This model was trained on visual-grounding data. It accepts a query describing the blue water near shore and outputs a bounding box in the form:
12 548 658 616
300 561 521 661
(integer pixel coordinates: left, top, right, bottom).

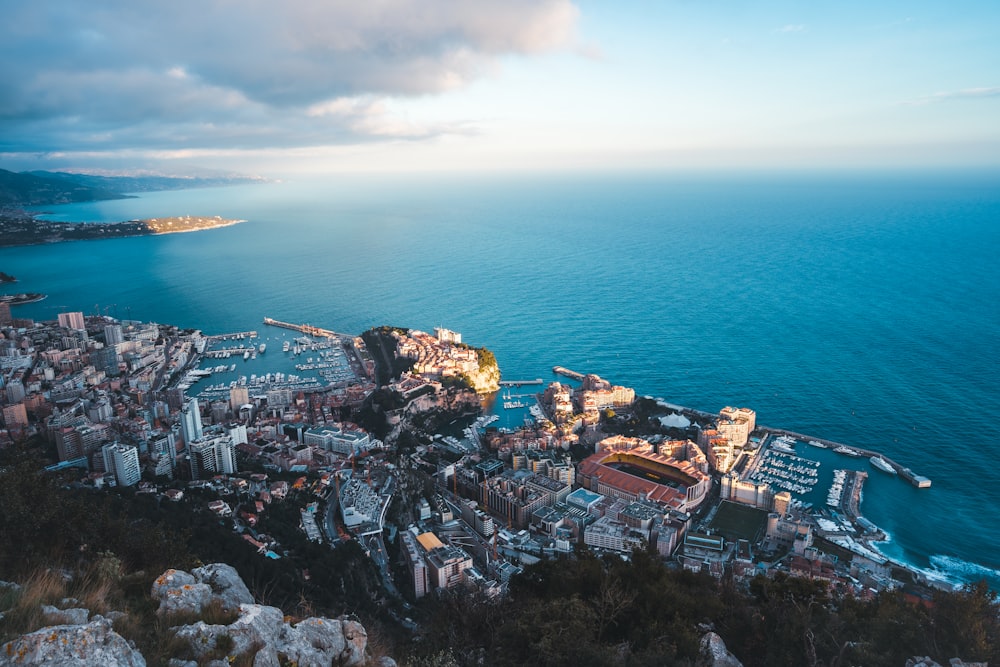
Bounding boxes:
7 168 1000 590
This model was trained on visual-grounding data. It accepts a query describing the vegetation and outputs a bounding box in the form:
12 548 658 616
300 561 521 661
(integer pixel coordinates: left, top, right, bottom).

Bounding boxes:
404 550 1000 667
0 438 385 664
475 347 497 372
1 438 998 667
362 326 415 385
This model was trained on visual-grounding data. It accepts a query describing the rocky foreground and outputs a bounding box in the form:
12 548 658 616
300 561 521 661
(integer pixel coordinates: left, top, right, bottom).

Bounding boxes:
0 564 394 667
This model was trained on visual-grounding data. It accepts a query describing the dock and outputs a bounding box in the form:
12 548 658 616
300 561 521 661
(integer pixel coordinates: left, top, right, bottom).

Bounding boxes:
552 366 585 381
263 317 341 339
899 468 932 488
498 379 544 386
205 330 257 342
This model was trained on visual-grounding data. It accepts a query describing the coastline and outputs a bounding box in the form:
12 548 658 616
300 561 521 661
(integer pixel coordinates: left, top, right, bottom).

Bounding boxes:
0 213 247 248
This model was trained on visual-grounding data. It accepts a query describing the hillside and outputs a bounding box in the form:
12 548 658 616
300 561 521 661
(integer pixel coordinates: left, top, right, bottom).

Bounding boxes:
0 168 128 206
0 169 265 207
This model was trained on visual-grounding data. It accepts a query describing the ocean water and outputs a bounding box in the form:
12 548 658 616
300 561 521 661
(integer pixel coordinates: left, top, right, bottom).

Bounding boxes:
6 169 1000 590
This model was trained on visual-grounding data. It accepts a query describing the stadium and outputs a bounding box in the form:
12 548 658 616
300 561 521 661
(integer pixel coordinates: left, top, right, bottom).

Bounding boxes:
577 446 711 512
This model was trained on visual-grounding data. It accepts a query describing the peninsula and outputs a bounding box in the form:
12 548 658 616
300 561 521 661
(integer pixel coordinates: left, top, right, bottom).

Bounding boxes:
0 211 246 247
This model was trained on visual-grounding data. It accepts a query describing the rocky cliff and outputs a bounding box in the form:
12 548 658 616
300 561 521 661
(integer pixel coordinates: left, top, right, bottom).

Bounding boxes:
0 565 394 667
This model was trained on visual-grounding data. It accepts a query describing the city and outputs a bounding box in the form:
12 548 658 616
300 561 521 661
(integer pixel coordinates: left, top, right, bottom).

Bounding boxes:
0 305 940 613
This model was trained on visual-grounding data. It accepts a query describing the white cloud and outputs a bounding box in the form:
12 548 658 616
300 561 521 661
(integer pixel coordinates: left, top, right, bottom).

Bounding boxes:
775 24 805 33
0 1 579 156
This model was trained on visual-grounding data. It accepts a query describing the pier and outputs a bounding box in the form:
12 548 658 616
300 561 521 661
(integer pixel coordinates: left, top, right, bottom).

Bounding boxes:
498 379 544 386
263 317 341 339
552 366 585 381
205 330 257 342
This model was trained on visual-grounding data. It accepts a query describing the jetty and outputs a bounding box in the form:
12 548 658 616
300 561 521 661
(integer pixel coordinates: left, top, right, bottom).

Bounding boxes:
498 379 544 386
263 317 341 339
205 330 258 342
552 366 585 381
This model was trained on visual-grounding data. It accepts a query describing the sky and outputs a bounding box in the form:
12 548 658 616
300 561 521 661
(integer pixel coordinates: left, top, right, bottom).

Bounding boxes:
2 0 999 176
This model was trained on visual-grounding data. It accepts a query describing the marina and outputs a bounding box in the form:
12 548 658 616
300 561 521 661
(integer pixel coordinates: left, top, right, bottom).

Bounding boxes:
747 440 821 496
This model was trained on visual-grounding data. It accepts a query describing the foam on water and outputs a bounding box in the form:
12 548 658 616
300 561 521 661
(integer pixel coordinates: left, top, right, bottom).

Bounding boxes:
929 555 1000 589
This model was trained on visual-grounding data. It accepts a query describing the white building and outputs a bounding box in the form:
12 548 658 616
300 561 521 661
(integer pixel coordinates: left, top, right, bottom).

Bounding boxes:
102 443 141 487
189 435 237 479
304 424 371 456
180 397 203 444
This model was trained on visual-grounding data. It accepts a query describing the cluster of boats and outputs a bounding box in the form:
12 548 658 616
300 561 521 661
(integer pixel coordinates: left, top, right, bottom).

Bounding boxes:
827 469 848 508
770 434 798 454
204 346 257 360
749 450 821 495
461 415 499 447
196 372 324 399
282 336 334 356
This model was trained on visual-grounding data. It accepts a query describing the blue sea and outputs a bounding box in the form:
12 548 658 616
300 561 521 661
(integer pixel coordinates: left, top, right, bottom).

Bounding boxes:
6 169 1000 590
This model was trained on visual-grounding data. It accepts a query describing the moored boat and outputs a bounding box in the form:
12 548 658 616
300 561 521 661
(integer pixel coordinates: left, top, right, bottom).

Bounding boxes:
870 455 896 475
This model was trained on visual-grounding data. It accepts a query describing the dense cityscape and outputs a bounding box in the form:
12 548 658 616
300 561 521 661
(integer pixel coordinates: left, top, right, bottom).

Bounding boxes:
0 303 943 606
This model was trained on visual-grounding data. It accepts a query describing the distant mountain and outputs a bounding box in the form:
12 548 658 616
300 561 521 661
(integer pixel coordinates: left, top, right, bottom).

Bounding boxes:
0 168 266 207
26 170 265 194
0 168 129 206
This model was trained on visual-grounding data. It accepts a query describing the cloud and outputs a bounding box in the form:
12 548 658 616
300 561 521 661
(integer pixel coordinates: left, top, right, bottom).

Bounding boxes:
0 0 578 157
774 24 805 33
901 87 1000 106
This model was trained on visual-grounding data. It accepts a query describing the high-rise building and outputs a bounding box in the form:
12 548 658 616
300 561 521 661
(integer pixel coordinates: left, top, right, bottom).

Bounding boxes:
3 403 28 427
179 398 203 444
229 385 249 414
103 324 124 346
400 530 428 599
90 346 120 377
189 436 237 479
58 311 86 330
0 303 12 327
5 380 25 404
102 443 142 487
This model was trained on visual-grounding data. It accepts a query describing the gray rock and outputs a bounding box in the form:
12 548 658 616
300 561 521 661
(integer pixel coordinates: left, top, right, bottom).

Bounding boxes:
907 659 989 667
698 632 744 667
0 617 145 667
281 617 348 667
155 566 380 667
173 604 285 662
0 581 21 595
102 610 127 624
151 568 215 620
191 563 254 612
41 604 90 625
340 619 368 667
376 657 399 667
59 597 81 608
167 660 198 667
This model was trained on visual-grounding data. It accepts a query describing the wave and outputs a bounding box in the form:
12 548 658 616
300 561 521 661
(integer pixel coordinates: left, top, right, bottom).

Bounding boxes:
929 554 1000 586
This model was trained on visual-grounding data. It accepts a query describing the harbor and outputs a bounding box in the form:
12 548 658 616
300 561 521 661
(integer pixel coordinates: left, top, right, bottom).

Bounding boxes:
761 427 931 489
